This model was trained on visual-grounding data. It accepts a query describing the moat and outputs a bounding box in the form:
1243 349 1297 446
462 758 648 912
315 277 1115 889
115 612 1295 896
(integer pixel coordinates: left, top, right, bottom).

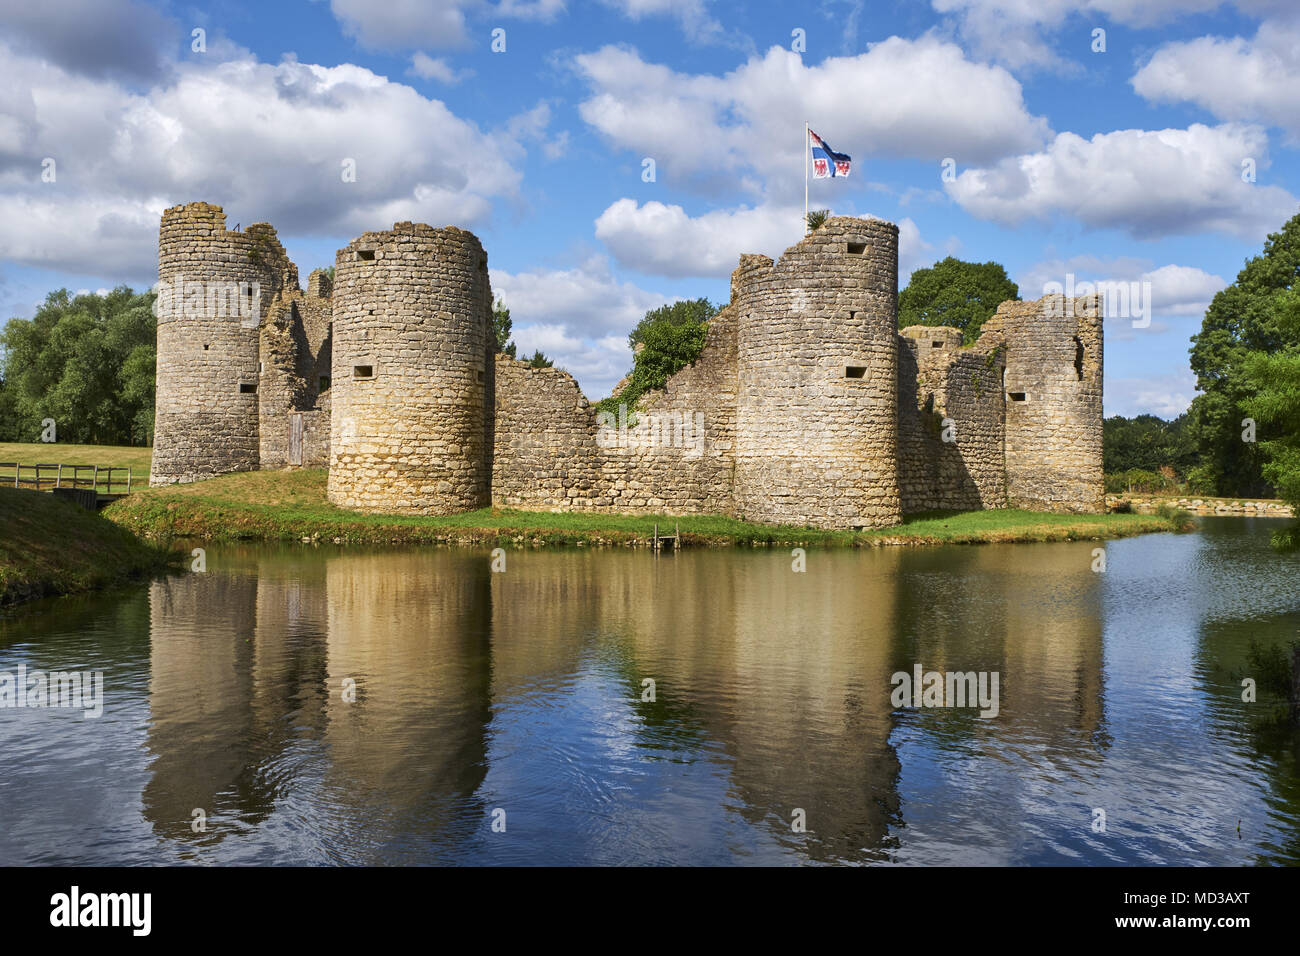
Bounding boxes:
1 518 1297 865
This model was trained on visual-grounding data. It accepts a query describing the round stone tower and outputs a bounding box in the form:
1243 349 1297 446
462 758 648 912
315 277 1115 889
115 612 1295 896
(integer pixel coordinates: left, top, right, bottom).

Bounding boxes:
327 222 493 514
734 216 901 529
151 202 293 485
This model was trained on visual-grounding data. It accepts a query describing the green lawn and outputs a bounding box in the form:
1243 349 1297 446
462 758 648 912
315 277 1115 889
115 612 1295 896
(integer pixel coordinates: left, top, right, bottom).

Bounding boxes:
0 486 175 607
105 468 1183 548
0 442 152 494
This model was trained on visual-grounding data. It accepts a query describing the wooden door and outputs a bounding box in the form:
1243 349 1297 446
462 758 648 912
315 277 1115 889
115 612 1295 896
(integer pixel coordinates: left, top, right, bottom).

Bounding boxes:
288 412 304 466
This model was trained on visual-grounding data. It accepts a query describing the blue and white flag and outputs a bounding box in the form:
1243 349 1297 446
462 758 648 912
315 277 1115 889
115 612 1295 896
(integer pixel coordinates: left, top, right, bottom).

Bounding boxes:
809 129 851 179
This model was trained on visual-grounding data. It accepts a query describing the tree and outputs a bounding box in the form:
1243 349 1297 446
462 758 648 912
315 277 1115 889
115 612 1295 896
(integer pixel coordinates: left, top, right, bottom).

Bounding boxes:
0 287 157 446
525 349 553 368
1188 210 1300 497
1103 413 1198 478
1241 285 1300 550
597 298 717 413
806 209 830 231
492 297 517 358
898 257 1019 345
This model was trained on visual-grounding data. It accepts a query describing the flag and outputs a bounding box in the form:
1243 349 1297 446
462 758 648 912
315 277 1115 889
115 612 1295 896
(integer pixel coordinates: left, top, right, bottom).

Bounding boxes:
809 129 851 179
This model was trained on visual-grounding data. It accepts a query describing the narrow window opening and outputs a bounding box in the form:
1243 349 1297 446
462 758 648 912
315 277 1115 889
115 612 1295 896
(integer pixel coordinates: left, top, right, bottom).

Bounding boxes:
356 249 375 261
932 341 944 348
1073 336 1085 380
845 365 867 379
202 343 210 351
354 365 374 379
849 310 857 320
319 376 331 392
1008 392 1027 402
239 382 257 394
846 242 866 255
476 370 484 383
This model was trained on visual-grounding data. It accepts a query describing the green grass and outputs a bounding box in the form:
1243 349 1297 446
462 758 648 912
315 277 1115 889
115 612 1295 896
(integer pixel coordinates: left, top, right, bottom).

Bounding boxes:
0 442 152 494
0 486 177 607
104 468 1183 548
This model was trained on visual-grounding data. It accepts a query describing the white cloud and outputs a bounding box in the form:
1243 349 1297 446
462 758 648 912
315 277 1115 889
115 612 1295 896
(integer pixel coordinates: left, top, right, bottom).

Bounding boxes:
0 44 532 277
408 53 471 84
945 123 1296 240
491 255 668 337
491 255 673 397
597 0 727 43
0 0 177 81
1105 370 1198 419
593 198 933 282
329 0 474 51
1019 256 1226 318
930 0 1227 71
573 38 1050 196
1132 20 1300 139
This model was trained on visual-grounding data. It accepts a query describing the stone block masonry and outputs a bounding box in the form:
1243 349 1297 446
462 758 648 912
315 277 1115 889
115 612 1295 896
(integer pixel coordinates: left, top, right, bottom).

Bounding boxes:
152 204 1105 527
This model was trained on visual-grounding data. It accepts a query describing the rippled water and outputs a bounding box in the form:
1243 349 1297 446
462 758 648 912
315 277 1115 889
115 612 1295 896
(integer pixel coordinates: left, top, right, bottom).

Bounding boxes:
1 517 1297 865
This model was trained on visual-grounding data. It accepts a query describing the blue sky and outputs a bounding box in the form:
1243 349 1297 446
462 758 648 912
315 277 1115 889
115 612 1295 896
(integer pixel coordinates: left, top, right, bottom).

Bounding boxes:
1 0 1297 413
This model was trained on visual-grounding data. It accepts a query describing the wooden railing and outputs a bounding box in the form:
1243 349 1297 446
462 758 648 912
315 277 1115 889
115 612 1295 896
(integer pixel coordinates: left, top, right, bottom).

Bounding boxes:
0 462 134 495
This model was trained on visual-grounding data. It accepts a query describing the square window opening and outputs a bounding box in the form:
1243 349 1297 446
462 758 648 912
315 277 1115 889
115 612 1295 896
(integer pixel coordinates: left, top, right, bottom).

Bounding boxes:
846 242 866 255
1008 391 1027 402
932 341 944 348
319 376 331 392
845 366 867 379
356 249 375 261
239 383 257 394
354 365 374 379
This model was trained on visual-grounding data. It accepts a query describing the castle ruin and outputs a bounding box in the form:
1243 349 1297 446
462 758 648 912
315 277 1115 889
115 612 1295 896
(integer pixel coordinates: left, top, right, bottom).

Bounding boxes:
151 202 1104 528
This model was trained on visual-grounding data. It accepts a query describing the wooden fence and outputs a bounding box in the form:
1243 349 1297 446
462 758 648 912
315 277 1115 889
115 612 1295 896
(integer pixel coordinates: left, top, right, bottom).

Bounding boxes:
0 462 134 495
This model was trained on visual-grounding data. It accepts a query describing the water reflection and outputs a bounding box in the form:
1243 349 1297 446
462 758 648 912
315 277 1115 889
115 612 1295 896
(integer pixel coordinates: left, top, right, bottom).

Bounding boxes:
0 518 1296 865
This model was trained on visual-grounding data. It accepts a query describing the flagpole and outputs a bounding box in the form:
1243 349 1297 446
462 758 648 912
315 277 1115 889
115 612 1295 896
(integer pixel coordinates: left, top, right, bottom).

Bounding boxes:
804 122 809 234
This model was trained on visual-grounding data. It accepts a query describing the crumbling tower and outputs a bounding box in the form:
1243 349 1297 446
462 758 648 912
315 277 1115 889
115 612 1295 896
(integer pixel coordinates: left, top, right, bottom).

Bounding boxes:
151 202 293 485
986 294 1104 513
733 217 902 529
327 222 494 514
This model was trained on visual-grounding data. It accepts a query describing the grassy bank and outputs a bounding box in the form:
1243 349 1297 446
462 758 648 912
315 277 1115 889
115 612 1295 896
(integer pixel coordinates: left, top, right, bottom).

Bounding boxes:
0 487 176 607
0 441 152 471
104 469 1183 548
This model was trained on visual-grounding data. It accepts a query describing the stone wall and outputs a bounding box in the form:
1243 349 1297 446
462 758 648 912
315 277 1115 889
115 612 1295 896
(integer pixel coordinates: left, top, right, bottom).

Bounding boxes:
152 202 294 485
490 305 738 515
987 295 1104 513
153 205 1106 527
328 223 493 514
897 326 1007 513
734 217 901 529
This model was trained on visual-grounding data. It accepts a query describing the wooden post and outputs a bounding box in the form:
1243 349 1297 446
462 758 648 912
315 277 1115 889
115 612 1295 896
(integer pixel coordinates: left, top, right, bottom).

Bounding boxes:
56 464 63 488
127 466 132 493
92 465 98 495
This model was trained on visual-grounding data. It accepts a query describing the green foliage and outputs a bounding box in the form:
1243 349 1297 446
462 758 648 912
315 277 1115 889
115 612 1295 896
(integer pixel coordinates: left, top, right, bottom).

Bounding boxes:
806 209 830 231
525 349 553 368
898 257 1019 345
598 298 716 414
0 287 156 446
1188 211 1300 497
1103 413 1198 477
1105 468 1170 495
1240 292 1300 549
1246 638 1298 699
492 297 517 358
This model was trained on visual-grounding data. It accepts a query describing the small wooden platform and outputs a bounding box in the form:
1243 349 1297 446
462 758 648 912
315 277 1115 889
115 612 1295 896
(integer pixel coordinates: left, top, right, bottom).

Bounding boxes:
652 522 681 552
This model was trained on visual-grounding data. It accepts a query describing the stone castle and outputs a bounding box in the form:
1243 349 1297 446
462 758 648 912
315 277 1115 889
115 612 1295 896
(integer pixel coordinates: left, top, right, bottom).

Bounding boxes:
151 202 1103 529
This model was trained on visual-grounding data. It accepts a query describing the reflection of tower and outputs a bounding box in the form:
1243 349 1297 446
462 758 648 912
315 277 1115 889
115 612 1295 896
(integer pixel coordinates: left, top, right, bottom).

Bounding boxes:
734 217 901 529
488 549 905 862
321 551 493 859
328 223 494 514
143 547 331 846
152 202 294 485
890 542 1106 744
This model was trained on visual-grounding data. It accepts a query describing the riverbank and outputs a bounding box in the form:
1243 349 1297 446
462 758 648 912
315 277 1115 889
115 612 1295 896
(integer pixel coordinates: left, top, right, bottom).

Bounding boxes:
0 487 176 608
104 469 1184 548
1106 493 1293 518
